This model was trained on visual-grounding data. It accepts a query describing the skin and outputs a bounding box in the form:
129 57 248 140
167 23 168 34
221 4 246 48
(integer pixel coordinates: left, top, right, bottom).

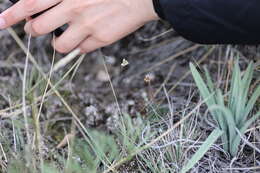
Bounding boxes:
0 0 159 54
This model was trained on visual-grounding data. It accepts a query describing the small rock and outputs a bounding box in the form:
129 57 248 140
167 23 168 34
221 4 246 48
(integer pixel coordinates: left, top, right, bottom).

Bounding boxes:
105 56 116 65
96 70 110 82
106 114 120 132
84 105 103 126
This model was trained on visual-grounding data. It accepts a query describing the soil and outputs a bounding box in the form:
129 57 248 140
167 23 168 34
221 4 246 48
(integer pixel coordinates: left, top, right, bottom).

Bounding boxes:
0 1 259 172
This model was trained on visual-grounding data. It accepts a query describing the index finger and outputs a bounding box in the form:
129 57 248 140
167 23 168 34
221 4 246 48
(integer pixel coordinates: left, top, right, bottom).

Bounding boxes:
0 0 61 29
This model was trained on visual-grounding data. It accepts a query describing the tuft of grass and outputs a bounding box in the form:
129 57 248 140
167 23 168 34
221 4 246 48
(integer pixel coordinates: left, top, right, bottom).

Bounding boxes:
4 114 143 173
66 130 119 173
190 60 260 157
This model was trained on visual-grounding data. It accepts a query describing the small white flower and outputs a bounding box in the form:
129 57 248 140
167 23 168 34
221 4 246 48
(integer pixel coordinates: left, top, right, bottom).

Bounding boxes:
144 73 155 83
121 58 129 67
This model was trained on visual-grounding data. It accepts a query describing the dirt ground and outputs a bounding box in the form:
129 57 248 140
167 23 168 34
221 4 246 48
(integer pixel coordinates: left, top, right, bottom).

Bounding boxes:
0 1 260 172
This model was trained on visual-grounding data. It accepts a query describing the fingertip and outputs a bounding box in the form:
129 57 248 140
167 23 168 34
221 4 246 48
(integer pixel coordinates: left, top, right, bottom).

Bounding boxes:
0 16 6 29
24 20 40 37
24 21 31 33
0 8 16 29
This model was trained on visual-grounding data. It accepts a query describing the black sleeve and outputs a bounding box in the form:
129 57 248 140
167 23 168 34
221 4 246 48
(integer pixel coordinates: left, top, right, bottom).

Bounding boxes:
152 0 260 44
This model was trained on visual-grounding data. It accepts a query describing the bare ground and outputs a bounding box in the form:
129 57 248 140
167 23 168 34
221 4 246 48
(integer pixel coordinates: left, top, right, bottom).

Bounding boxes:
0 1 260 172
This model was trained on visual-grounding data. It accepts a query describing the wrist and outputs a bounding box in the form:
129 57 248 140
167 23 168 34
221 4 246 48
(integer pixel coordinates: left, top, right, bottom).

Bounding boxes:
145 0 160 21
152 0 165 19
144 0 160 21
131 0 159 23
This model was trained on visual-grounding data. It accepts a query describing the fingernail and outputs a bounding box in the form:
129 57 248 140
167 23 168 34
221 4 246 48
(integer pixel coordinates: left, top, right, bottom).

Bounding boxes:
24 21 31 33
0 17 6 29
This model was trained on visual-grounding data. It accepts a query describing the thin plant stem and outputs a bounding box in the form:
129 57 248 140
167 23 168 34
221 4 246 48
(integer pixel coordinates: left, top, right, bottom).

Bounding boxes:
22 34 32 145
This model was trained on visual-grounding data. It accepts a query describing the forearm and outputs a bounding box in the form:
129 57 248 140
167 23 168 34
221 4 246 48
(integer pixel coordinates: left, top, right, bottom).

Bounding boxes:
153 0 260 44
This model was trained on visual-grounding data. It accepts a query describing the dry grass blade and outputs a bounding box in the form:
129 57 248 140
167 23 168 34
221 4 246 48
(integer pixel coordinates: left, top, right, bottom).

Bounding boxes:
180 128 223 173
22 34 31 144
131 44 201 79
56 133 75 149
53 48 81 72
100 51 122 116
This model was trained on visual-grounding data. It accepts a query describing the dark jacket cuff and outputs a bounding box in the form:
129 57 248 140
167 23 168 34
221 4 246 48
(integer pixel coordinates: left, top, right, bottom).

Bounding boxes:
152 0 166 19
152 0 260 44
152 0 193 42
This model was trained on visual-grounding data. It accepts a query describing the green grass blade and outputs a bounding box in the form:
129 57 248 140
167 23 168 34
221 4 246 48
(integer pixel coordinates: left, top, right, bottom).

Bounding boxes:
42 163 60 173
209 105 236 156
243 85 260 121
233 111 260 156
180 129 223 173
241 62 253 102
241 62 253 100
235 90 243 124
204 66 215 93
237 62 254 125
228 60 237 107
229 61 241 115
240 111 260 134
190 63 211 100
190 63 217 118
215 90 229 151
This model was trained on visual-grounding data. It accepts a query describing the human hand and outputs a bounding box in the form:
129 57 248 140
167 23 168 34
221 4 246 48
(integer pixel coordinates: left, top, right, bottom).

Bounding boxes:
0 0 158 53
